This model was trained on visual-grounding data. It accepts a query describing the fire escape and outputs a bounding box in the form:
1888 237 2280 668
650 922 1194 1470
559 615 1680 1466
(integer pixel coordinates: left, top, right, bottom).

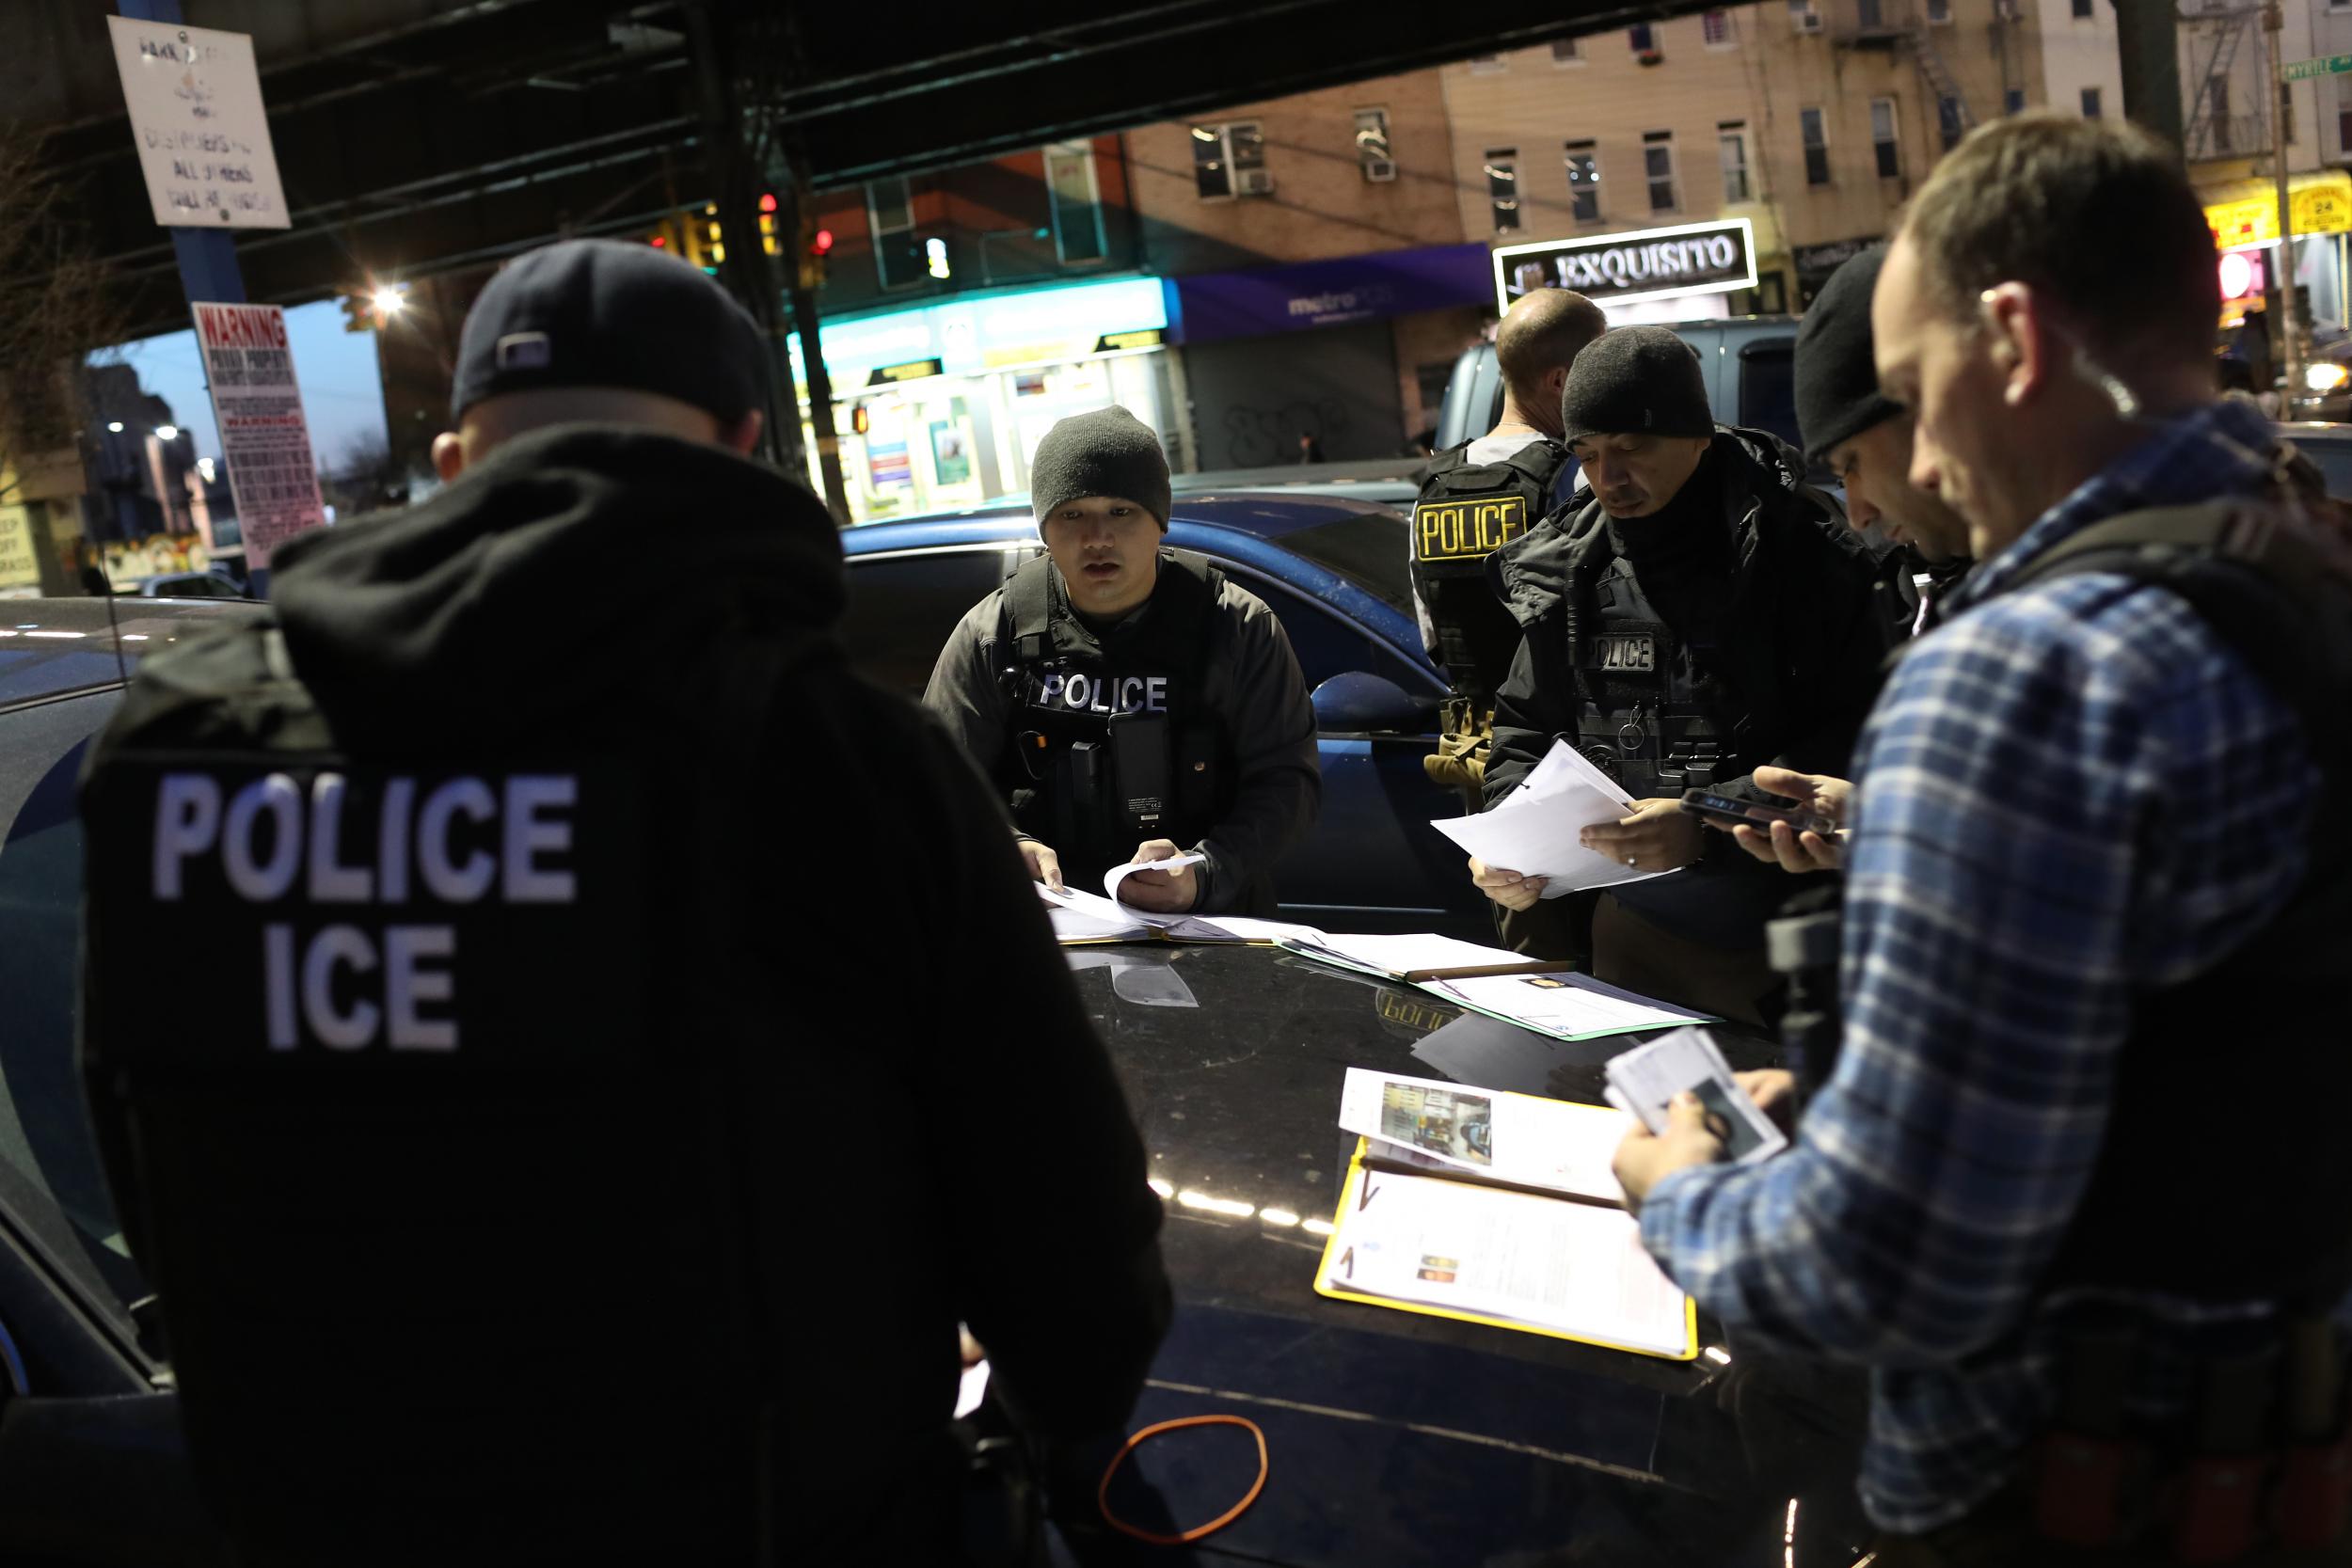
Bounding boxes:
2181 0 2269 164
1836 0 2003 152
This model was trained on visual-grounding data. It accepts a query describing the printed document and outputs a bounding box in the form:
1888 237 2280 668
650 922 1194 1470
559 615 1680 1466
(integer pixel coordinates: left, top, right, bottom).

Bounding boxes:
1602 1026 1788 1164
1314 1166 1691 1355
1426 971 1710 1042
1276 930 1530 980
1430 740 1672 897
1337 1069 1630 1202
1103 852 1206 906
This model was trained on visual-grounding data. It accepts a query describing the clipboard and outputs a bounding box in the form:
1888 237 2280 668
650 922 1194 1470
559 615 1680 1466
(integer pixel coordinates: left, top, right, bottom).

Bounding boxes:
1311 1137 1699 1362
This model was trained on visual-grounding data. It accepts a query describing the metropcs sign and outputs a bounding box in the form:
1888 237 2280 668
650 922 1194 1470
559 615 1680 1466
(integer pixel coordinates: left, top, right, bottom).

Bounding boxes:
1492 218 1759 312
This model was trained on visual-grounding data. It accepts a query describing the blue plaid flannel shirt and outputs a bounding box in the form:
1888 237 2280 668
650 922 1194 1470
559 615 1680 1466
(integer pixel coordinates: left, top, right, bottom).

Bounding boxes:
1636 397 2321 1532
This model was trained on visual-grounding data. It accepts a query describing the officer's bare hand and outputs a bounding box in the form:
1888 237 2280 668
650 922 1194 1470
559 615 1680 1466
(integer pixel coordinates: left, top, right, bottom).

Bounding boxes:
1119 839 1200 912
1724 766 1852 874
1581 798 1703 873
1613 1092 1730 1214
1470 857 1548 911
1734 1069 1800 1137
1019 838 1066 893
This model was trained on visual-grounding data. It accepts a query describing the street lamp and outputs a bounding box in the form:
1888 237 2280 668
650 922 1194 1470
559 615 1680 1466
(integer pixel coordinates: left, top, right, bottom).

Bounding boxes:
372 283 408 316
106 420 124 433
154 425 180 441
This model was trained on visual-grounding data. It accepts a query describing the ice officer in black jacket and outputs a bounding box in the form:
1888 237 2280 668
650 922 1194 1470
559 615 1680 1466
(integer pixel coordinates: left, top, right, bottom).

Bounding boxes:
925 406 1319 915
1465 326 1893 1023
76 239 1168 1566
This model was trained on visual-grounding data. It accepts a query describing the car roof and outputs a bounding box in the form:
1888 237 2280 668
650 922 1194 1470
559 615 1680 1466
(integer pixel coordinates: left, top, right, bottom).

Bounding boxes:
0 597 262 712
838 489 1405 554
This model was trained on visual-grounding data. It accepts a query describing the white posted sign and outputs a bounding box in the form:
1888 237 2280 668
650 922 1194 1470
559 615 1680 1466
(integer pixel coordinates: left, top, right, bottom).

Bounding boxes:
191 303 326 566
105 16 290 230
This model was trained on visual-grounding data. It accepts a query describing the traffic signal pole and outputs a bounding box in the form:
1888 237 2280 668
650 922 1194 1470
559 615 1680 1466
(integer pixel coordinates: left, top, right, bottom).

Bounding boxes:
780 166 850 524
2266 0 2303 402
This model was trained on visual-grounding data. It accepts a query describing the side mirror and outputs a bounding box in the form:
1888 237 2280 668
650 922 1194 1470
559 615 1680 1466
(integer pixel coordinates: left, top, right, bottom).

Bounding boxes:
1311 671 1438 734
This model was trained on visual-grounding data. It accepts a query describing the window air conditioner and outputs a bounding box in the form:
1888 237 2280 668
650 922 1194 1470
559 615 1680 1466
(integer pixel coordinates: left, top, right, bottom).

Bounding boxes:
1798 9 1822 31
1363 158 1398 182
1238 167 1275 197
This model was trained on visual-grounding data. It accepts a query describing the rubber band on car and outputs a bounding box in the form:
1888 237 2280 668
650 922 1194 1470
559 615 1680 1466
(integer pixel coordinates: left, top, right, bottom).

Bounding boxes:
1096 1413 1269 1545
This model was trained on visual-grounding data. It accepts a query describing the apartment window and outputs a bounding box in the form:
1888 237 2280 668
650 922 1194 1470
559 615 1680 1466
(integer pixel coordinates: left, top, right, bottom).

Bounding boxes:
1871 97 1902 177
1191 121 1265 199
1565 140 1602 222
2071 0 2093 14
1859 0 1886 28
1552 36 1583 64
1938 94 1965 150
1789 0 1821 31
1486 148 1521 231
1702 8 1736 46
2080 87 2103 119
1928 0 1953 22
1719 121 1751 202
1355 107 1395 180
1044 142 1106 263
1468 54 1506 74
1644 131 1677 212
2006 87 2027 114
1801 106 1831 185
2340 106 2352 150
1629 23 1660 56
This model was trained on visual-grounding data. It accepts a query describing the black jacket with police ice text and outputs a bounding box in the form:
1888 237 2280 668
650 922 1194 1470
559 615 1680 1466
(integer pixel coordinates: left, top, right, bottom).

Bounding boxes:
77 425 1168 1564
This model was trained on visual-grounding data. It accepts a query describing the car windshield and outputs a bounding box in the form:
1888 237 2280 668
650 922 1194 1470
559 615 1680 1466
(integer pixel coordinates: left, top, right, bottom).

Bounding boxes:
1274 512 1416 619
0 690 151 1334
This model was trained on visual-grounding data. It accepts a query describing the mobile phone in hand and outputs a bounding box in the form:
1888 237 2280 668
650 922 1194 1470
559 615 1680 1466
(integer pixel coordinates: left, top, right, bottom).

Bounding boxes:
1678 787 1837 838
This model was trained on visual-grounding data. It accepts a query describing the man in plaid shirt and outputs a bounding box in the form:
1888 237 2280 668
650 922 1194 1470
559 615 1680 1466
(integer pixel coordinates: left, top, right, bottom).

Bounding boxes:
1613 113 2347 1560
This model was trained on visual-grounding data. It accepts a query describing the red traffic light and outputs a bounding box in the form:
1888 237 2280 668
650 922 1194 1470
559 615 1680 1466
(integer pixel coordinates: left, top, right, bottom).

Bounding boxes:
811 228 835 256
649 234 666 247
758 192 779 214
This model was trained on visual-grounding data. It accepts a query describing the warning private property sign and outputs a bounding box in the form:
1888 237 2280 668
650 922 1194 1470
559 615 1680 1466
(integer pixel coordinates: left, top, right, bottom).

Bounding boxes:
190 302 327 567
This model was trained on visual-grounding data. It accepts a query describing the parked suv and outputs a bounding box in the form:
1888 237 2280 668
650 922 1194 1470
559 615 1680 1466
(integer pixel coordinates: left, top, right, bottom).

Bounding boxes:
1433 315 1806 465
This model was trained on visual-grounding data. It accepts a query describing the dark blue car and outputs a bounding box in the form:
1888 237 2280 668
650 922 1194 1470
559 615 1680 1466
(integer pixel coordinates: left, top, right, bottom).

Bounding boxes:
837 495 1489 932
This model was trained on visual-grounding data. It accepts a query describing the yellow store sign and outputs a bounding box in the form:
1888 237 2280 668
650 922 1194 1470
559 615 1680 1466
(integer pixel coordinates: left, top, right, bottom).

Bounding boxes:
0 503 41 591
2203 171 2352 249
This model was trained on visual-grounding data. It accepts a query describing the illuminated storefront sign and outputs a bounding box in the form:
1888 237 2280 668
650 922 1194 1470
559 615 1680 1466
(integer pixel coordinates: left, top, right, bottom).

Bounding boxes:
2203 170 2352 251
787 276 1168 398
1492 218 1758 311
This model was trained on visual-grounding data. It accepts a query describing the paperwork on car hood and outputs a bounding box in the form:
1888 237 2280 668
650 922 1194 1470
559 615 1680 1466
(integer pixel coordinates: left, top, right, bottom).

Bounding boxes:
1036 884 1324 948
1313 1069 1695 1357
1429 739 1673 896
1275 931 1712 1041
1103 851 1205 906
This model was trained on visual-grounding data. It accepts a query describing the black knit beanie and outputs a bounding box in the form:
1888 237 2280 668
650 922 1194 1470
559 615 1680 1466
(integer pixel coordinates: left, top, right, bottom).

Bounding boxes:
1795 246 1901 464
1029 405 1171 534
1558 326 1713 444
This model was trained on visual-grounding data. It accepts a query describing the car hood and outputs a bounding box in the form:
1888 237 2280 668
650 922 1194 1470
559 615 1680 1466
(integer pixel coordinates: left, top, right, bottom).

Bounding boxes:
270 424 845 749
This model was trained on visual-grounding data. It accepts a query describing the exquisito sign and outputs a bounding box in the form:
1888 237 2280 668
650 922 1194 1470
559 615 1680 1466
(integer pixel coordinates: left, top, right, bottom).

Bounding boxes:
1493 218 1758 311
105 16 291 230
190 302 326 567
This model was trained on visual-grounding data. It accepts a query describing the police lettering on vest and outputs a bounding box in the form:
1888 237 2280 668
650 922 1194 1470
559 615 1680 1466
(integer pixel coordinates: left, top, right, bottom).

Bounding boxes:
1029 672 1170 717
144 768 580 1053
1410 439 1571 700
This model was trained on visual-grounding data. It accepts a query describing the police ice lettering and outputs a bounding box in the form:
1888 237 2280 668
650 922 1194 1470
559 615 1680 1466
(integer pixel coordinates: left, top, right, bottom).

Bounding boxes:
1032 672 1169 716
150 771 580 1053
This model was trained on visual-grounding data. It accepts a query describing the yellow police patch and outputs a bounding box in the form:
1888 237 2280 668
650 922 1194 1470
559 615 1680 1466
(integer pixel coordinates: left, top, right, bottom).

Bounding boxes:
1414 495 1528 562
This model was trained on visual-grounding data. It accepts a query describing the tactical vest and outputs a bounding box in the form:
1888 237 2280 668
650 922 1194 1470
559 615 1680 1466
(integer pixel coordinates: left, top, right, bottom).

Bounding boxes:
992 550 1232 885
1412 438 1571 698
1992 501 2352 1309
1568 547 1744 800
77 621 786 1565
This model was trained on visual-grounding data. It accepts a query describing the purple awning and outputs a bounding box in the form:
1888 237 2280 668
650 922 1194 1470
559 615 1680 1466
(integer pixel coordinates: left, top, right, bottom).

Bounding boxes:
1168 242 1494 343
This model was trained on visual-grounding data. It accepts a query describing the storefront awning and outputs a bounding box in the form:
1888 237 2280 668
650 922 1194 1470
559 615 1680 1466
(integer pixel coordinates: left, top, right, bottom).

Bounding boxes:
2202 169 2352 250
1168 243 1495 343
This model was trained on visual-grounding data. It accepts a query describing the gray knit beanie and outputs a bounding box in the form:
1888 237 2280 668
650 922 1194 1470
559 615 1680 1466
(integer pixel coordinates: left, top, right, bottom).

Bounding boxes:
1558 326 1714 444
1029 406 1171 534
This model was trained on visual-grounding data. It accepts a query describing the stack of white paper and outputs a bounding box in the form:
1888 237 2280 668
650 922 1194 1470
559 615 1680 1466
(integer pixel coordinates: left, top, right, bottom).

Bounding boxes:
1276 930 1530 980
1429 740 1671 898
